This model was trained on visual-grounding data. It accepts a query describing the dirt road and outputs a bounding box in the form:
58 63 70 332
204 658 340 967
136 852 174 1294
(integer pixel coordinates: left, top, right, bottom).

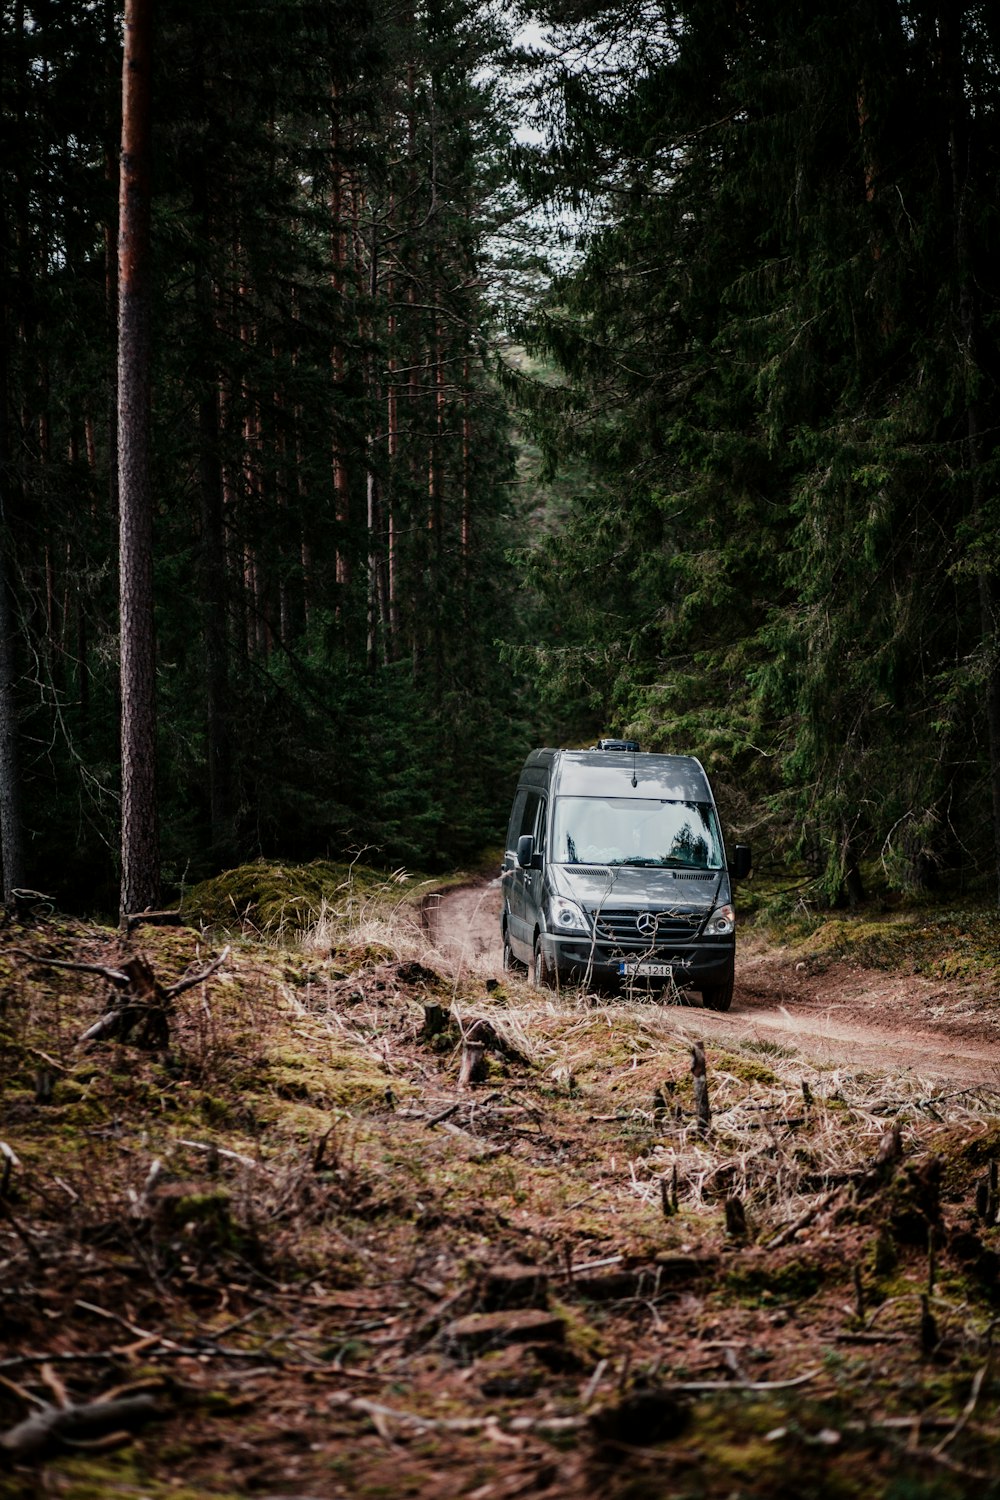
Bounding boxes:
425 879 1000 1086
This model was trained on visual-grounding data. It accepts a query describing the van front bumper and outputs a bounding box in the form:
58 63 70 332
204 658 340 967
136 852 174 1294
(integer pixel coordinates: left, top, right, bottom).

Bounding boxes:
539 932 734 991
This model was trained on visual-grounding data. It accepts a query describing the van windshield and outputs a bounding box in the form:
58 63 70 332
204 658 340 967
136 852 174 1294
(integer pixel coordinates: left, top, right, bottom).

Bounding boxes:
552 796 724 870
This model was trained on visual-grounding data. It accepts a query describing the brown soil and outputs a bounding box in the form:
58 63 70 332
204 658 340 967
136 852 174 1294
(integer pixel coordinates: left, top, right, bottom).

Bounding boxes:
427 880 1000 1085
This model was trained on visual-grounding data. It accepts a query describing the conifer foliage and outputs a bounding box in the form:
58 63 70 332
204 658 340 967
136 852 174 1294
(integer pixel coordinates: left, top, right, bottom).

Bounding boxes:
1 0 527 905
510 0 1000 900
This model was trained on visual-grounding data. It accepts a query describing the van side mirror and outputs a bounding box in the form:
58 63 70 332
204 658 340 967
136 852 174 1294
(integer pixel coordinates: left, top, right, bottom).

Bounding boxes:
730 844 752 881
517 834 535 869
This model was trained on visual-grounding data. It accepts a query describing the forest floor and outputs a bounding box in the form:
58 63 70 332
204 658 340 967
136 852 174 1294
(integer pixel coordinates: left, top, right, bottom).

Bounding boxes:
3 868 1000 1499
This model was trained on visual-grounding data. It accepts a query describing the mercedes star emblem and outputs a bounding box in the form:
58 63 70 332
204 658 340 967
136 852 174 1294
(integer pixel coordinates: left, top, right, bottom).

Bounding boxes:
636 912 658 936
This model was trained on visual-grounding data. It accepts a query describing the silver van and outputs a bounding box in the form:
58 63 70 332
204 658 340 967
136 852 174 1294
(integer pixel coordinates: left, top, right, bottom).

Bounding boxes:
500 742 751 1009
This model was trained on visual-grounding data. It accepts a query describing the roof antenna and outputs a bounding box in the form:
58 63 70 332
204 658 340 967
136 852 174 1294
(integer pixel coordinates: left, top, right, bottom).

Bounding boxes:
631 746 638 788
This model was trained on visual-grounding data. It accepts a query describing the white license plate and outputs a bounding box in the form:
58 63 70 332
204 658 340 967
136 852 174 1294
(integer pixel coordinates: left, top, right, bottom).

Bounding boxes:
619 962 674 978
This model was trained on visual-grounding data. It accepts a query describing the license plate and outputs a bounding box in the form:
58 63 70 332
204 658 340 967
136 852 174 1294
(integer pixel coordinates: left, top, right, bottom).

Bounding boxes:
619 962 674 978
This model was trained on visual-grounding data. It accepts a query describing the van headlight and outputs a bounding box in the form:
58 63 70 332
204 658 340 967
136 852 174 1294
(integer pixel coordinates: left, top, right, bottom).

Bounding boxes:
704 904 735 936
549 896 590 933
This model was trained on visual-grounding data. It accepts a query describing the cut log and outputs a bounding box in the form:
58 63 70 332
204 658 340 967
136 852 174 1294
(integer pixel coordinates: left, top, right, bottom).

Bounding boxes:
443 1308 565 1351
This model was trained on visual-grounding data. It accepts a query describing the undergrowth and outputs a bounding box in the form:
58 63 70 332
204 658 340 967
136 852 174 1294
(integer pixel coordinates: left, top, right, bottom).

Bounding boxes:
742 871 1000 988
2 861 1000 1499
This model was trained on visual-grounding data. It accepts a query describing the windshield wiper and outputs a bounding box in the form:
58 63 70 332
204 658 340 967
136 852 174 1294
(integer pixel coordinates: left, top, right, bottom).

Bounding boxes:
610 857 711 870
610 857 672 867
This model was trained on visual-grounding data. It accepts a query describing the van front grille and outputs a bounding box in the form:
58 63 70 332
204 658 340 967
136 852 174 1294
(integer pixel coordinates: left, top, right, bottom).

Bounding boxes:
591 907 703 944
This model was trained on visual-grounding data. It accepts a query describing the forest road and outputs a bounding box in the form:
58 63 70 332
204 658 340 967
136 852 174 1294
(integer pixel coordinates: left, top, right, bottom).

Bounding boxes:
425 879 1000 1088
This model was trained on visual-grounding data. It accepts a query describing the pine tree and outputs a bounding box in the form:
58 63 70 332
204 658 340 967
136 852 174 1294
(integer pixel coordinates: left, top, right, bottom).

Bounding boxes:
510 0 1000 899
117 0 158 916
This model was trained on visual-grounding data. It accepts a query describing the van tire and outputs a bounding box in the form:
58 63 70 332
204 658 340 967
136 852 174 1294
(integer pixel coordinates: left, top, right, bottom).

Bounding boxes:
531 938 555 989
701 978 734 1012
502 934 522 973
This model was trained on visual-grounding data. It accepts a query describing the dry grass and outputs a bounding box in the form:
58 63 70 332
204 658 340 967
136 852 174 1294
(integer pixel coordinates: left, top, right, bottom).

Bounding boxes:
4 889 1000 1498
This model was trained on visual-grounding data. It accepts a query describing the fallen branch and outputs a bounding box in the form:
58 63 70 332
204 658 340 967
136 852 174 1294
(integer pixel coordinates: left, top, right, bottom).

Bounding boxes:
329 1390 583 1438
176 1137 261 1170
763 1187 844 1251
932 1358 991 1456
658 1367 822 1394
124 910 188 935
7 889 55 922
164 947 231 999
328 1364 823 1443
18 953 133 986
0 1394 161 1461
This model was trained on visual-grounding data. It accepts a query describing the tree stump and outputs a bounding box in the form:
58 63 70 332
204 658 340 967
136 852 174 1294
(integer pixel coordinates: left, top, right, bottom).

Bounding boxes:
422 1003 448 1038
691 1041 711 1133
481 1263 549 1311
9 889 54 923
27 946 229 1051
458 1039 486 1087
724 1195 747 1239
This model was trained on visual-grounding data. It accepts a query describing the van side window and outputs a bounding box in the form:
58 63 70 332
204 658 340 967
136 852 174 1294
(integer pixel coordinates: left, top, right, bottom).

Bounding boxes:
533 796 548 855
519 792 541 841
506 790 527 849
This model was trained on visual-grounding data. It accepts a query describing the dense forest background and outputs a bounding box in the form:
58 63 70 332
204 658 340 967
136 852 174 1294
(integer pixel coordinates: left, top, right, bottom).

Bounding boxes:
4 0 1000 911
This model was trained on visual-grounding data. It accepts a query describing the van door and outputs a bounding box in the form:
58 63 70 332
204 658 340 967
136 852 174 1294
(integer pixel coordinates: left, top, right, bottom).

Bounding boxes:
506 789 545 959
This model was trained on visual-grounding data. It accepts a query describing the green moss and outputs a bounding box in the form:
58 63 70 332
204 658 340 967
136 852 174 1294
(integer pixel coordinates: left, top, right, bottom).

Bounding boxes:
750 897 1000 990
714 1049 781 1086
183 858 422 933
548 1297 608 1361
260 1047 402 1112
724 1257 826 1304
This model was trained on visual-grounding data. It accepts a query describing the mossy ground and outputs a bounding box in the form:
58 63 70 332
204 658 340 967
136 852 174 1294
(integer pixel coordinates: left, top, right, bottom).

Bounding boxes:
2 864 1000 1497
745 871 1000 992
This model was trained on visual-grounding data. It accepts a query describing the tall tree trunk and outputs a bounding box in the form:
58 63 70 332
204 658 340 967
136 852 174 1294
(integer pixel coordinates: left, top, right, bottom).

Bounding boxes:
117 0 158 917
104 0 120 539
196 278 233 855
0 304 25 902
0 519 24 906
365 226 387 670
942 5 1000 904
330 109 351 612
386 279 400 650
0 0 27 903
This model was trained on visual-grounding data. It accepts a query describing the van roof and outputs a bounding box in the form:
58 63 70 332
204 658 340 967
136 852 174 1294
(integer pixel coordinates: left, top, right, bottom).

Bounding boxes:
524 749 712 801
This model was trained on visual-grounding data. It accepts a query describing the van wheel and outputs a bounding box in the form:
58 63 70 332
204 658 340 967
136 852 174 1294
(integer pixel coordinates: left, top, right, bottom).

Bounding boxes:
701 979 734 1013
531 938 555 989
